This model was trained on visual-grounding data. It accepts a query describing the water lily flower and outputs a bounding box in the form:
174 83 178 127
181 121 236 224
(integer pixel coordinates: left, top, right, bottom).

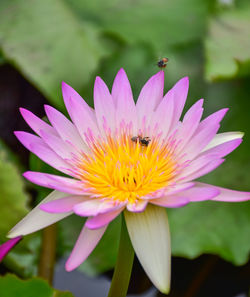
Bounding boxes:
8 69 250 293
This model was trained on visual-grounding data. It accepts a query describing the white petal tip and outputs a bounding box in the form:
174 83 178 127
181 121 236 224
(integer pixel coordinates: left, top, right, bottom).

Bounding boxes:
7 230 20 239
238 132 244 138
158 284 170 294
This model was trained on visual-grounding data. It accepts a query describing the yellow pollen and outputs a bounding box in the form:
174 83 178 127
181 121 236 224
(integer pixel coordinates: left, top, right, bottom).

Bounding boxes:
77 134 176 204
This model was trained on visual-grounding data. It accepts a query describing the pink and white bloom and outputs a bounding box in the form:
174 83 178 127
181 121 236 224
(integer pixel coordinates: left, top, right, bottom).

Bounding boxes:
7 69 250 293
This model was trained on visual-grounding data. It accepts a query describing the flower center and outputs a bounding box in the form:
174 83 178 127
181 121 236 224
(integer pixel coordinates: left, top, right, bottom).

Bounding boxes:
76 134 177 204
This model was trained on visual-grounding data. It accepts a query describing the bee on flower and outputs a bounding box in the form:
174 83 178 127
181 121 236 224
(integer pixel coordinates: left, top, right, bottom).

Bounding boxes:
157 57 169 69
1 69 250 294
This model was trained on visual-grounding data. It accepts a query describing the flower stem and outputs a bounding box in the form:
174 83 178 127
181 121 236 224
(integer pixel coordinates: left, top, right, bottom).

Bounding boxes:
38 224 57 285
108 215 134 297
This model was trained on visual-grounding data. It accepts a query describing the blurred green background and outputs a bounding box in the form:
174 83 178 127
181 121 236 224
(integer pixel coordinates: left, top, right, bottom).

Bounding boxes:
0 0 250 296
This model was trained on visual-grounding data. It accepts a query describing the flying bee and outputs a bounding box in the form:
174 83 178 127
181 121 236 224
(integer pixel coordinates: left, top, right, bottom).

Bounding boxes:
157 57 169 69
131 135 151 147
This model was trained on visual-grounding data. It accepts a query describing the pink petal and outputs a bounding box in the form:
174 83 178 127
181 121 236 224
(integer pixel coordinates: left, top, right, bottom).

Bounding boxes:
175 99 204 152
15 131 72 175
171 183 220 202
151 196 189 208
40 130 75 160
62 82 99 140
198 108 228 132
199 138 242 158
94 76 116 133
65 224 107 271
136 71 164 127
165 182 195 196
44 105 87 152
196 182 250 202
179 158 225 183
23 171 85 195
150 89 174 139
62 82 95 121
73 199 122 217
182 124 220 160
85 208 123 229
19 108 56 137
14 130 44 150
0 237 22 262
178 154 218 179
181 109 228 161
111 68 137 133
31 143 74 175
169 77 189 129
40 196 87 213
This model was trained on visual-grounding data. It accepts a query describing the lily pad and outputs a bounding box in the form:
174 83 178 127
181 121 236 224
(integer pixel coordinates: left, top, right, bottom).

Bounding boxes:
169 201 250 265
0 144 28 240
0 274 74 297
0 0 108 108
205 4 250 81
66 0 212 51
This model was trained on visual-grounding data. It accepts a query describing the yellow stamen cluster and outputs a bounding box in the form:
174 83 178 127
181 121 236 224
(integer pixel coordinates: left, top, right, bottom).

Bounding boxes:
77 134 176 204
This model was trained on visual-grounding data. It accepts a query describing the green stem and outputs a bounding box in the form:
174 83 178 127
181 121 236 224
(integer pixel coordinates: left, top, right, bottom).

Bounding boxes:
38 224 57 285
108 215 134 297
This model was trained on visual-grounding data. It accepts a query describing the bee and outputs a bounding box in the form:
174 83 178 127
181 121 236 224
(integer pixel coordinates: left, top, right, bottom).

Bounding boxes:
131 135 151 147
157 57 169 69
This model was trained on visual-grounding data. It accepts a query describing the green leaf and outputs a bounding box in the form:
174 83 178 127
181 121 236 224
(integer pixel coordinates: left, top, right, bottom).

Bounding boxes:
66 0 212 51
0 274 74 297
0 0 108 108
168 201 250 265
205 4 250 81
0 144 28 240
0 143 41 277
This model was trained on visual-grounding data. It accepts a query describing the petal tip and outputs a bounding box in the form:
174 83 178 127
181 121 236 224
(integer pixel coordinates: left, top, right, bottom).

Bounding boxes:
94 76 106 92
43 104 51 111
7 230 20 239
22 171 32 181
61 81 68 89
19 107 27 115
43 105 54 118
117 67 126 74
179 76 189 87
158 284 171 294
222 107 229 116
13 131 20 137
238 131 245 138
114 68 128 81
155 70 165 80
65 261 75 272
